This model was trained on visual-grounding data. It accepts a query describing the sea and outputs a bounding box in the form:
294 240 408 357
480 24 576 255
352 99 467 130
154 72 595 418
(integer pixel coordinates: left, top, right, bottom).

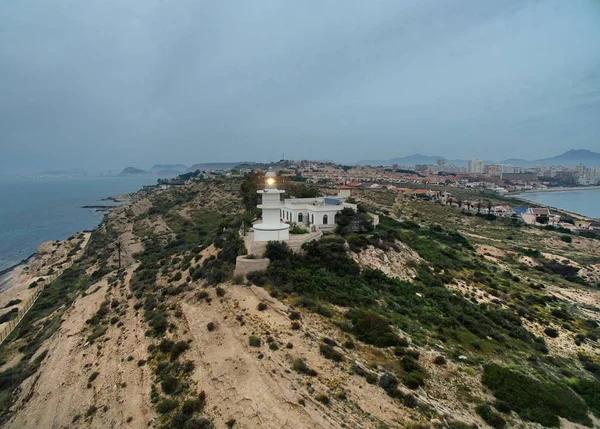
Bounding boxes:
514 188 600 219
0 176 156 272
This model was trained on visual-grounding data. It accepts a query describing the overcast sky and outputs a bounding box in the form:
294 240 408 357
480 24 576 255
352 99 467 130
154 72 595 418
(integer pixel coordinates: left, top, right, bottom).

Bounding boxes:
1 0 599 173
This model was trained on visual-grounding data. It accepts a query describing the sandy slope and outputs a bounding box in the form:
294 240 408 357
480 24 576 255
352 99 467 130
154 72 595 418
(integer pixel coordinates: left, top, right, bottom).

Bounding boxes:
179 284 415 429
6 265 154 429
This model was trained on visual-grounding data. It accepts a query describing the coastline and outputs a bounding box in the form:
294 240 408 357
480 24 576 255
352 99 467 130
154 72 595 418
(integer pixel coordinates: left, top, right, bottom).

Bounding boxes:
511 185 600 194
508 195 599 221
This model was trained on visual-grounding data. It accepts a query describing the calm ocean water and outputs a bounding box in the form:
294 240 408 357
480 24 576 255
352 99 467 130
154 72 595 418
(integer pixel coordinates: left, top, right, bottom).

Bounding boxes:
515 188 600 219
0 176 155 271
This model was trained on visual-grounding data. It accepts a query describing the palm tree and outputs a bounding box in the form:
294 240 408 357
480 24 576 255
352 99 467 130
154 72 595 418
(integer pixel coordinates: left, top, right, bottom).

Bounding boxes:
114 239 126 272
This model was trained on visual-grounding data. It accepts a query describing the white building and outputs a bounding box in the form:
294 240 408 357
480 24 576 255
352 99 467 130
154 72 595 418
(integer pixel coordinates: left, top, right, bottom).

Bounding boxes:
253 169 356 241
467 159 484 174
280 196 357 232
254 169 290 242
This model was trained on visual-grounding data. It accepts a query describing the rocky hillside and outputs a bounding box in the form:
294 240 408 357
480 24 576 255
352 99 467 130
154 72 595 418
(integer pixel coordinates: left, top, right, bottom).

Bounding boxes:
0 178 599 429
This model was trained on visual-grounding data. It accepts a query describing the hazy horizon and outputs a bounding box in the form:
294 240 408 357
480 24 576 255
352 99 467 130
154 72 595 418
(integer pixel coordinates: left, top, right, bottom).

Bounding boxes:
2 0 600 174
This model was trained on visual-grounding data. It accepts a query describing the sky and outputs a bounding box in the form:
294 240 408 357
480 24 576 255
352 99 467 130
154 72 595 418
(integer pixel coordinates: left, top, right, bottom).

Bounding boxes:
1 0 600 173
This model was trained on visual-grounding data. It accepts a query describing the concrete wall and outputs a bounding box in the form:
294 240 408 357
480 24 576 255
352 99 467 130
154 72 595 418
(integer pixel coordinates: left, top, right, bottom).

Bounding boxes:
234 256 270 276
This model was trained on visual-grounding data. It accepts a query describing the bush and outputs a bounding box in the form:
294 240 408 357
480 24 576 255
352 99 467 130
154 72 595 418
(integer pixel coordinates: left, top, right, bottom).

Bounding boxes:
291 321 301 330
156 398 179 414
88 372 100 383
207 322 216 331
319 344 344 362
560 235 572 243
348 310 402 348
182 397 205 414
184 417 213 429
315 393 330 405
249 336 261 347
288 311 301 320
482 364 590 427
544 327 559 338
433 355 446 365
257 302 268 311
215 286 226 297
170 341 190 361
161 376 180 395
246 270 268 286
292 358 317 376
264 241 292 261
3 299 22 308
476 404 506 429
570 378 600 418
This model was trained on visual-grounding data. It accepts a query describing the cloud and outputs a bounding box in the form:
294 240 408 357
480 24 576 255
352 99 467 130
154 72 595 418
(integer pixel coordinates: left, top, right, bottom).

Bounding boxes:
1 0 599 173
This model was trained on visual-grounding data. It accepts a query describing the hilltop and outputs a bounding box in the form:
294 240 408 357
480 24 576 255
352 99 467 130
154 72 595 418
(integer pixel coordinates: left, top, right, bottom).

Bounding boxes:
0 176 599 428
356 149 600 167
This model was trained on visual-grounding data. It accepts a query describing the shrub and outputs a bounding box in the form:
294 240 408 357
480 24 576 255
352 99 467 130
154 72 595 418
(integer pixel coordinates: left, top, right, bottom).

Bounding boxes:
291 321 301 330
348 310 402 348
433 355 446 365
264 241 292 261
315 393 330 405
215 286 226 297
544 327 559 338
170 341 190 361
493 400 511 414
207 322 216 331
319 344 344 362
159 339 175 353
88 372 100 383
3 299 22 308
476 404 506 429
184 418 213 429
249 336 261 347
288 311 301 320
246 270 268 286
570 378 600 418
560 235 572 243
161 376 180 395
182 397 205 414
482 364 590 427
292 358 317 376
156 398 179 414
257 302 268 311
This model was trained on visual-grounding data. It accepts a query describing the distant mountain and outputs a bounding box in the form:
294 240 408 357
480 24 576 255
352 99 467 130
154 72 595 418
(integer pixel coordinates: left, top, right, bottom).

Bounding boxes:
530 149 600 167
356 149 600 167
185 162 245 172
119 167 150 176
150 164 188 173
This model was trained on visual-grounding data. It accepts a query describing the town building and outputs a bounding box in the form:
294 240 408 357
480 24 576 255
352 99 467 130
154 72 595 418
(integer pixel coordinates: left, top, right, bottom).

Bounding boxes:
467 159 484 174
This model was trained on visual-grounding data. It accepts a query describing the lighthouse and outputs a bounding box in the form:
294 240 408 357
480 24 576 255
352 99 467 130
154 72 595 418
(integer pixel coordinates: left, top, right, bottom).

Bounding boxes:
254 168 290 242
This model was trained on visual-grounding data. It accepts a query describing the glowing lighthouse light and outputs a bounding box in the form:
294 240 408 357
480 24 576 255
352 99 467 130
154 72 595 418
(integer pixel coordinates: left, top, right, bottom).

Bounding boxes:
254 168 289 242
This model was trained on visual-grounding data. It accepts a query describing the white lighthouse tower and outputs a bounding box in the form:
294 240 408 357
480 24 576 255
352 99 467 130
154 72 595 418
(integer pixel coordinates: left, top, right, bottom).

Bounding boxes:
254 168 290 242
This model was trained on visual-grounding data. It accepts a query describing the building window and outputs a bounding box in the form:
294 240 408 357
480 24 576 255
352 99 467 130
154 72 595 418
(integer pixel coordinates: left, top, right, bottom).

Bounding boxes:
323 214 328 225
298 213 303 222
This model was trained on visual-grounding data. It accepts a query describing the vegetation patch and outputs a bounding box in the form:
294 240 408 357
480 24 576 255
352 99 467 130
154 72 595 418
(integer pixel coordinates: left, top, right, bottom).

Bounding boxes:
482 364 591 427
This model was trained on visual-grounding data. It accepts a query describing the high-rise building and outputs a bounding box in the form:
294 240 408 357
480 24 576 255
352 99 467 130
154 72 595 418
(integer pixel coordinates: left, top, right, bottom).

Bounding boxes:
467 159 483 174
484 164 500 177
